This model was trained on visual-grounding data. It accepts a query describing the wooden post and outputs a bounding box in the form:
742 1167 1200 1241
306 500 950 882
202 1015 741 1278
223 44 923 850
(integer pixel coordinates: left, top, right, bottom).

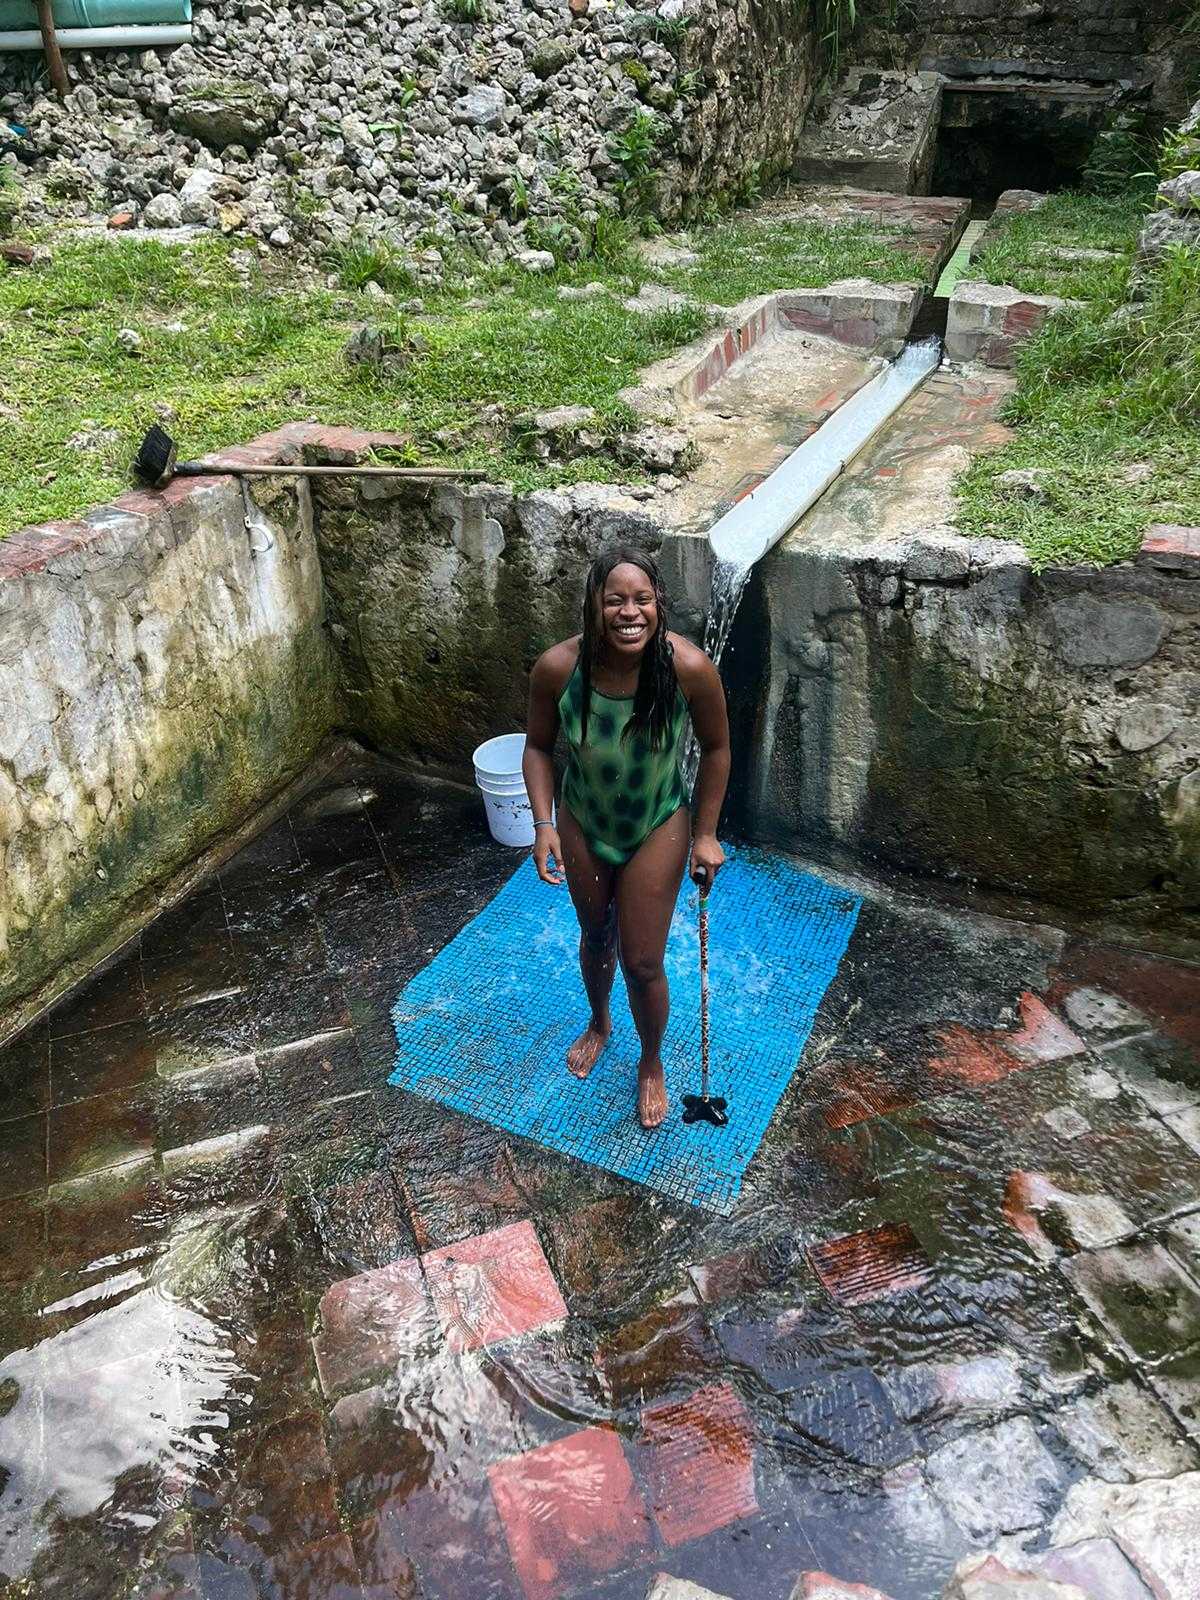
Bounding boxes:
35 0 70 100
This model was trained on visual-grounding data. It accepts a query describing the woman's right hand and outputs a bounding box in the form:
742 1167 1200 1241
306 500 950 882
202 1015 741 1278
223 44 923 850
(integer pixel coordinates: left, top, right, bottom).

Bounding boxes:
532 826 565 885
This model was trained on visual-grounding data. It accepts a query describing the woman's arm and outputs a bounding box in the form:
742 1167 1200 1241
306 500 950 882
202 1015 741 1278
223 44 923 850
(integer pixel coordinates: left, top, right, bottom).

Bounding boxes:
523 647 568 885
676 641 730 888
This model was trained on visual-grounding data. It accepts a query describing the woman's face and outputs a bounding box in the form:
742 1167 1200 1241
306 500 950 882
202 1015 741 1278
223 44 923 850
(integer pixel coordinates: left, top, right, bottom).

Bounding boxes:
598 562 658 660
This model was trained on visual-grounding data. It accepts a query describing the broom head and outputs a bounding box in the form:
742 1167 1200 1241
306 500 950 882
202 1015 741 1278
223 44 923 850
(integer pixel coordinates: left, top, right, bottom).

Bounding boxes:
132 424 179 489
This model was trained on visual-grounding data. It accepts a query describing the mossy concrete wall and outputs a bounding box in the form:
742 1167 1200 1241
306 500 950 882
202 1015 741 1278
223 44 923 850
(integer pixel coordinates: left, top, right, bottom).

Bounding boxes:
0 471 337 1019
666 526 1199 954
314 478 665 771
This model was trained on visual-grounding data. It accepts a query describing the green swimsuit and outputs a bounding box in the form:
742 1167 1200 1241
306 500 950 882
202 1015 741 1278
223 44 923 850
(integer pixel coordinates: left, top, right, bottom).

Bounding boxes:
557 658 689 865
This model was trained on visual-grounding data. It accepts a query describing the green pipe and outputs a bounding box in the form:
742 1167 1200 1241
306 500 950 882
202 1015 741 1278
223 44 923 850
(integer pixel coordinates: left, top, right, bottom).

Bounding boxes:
0 0 191 27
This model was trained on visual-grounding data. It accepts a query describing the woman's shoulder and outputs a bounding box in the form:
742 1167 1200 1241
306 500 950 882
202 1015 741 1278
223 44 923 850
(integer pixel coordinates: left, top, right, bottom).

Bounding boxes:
530 636 582 696
668 632 718 692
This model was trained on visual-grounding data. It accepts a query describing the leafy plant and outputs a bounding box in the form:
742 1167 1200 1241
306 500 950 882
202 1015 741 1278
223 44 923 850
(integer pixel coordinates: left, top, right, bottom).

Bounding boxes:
442 0 484 21
607 110 664 223
509 170 530 219
328 233 418 296
675 69 703 98
814 0 857 87
630 11 691 45
1081 114 1157 199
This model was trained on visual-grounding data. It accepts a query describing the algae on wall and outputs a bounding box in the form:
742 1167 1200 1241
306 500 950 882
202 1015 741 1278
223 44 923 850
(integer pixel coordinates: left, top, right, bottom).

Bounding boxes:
312 478 665 770
1 476 338 1017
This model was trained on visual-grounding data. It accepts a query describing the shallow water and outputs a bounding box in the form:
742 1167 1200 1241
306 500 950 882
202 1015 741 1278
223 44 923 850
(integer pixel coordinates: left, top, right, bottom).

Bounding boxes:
1 759 1198 1599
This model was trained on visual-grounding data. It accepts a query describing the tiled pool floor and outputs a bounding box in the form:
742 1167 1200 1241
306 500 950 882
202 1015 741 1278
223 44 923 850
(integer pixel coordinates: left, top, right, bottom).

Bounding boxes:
1 757 1198 1600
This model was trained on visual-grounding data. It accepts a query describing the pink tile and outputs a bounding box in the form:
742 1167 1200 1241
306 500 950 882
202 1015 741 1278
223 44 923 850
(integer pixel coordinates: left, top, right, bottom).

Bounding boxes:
1005 993 1085 1064
927 1024 1018 1088
640 1382 758 1547
423 1219 566 1353
808 1223 933 1306
489 1427 653 1600
313 1257 433 1397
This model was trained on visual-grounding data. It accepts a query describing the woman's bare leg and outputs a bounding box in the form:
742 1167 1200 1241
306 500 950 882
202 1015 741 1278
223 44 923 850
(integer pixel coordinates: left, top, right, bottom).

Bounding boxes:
558 803 619 1078
615 807 690 1129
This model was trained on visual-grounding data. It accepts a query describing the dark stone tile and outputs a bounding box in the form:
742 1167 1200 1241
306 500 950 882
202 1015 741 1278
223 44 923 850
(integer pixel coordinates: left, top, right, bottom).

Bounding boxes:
48 1087 155 1183
155 1059 268 1159
774 1365 919 1487
218 820 305 895
351 1501 420 1600
0 1110 47 1199
142 940 244 1015
313 872 421 976
0 1191 46 1287
1062 1239 1200 1366
145 992 260 1081
48 955 146 1039
262 1531 364 1599
292 783 383 878
599 1300 726 1411
543 1195 688 1314
387 1471 524 1600
249 975 352 1054
45 1156 165 1277
0 1024 50 1122
140 890 229 962
258 1032 368 1119
273 1090 384 1193
329 1383 436 1520
226 886 330 983
289 1165 415 1294
50 1017 159 1106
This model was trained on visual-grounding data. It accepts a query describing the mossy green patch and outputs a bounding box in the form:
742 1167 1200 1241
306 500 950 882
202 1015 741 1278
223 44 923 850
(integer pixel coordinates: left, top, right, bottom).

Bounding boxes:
663 216 929 303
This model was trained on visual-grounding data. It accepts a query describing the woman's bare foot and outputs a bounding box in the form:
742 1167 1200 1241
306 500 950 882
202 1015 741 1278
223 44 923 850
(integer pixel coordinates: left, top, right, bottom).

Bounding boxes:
638 1059 668 1129
567 1020 611 1079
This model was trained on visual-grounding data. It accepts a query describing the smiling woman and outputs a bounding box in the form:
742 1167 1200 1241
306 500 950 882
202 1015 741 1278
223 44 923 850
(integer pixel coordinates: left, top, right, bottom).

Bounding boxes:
522 545 731 1132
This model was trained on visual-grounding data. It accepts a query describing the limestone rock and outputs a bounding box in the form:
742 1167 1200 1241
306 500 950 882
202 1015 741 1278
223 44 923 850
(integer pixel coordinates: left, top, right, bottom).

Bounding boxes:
516 248 556 273
143 191 183 228
170 77 286 149
790 1575 895 1600
1157 170 1200 212
1050 594 1168 669
453 85 509 129
994 468 1049 500
1114 702 1178 753
925 1417 1064 1544
942 1553 1089 1600
645 1575 733 1600
1050 1472 1200 1598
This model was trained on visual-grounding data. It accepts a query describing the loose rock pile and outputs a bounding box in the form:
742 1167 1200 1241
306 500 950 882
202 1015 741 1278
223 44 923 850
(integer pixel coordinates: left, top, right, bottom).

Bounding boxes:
0 0 816 262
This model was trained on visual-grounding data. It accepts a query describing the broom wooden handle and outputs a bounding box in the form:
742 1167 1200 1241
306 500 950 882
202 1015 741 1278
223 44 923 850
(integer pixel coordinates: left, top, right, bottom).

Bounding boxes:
36 0 70 100
179 462 484 481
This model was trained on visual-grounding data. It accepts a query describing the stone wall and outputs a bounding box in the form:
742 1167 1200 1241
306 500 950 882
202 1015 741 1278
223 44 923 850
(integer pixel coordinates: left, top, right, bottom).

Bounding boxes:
315 477 663 769
0 0 819 253
665 523 1200 955
857 0 1195 121
0 458 338 1020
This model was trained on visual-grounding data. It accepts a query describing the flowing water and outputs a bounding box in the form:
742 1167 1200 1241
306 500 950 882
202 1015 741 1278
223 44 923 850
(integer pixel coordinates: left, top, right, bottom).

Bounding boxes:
1 760 1198 1598
683 337 943 792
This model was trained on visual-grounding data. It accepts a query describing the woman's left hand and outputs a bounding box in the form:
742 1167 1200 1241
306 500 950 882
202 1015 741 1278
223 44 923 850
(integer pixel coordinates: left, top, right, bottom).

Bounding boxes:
690 833 725 892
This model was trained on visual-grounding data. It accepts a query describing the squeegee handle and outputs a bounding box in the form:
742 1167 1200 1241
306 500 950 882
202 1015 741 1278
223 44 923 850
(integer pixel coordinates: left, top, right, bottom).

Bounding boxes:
698 891 710 1100
174 461 483 480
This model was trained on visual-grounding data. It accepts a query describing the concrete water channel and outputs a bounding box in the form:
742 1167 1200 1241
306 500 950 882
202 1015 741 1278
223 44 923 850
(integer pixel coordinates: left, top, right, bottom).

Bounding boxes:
2 194 1199 1600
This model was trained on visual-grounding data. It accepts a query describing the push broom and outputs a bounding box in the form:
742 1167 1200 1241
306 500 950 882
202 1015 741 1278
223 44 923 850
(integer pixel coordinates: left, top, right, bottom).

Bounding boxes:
132 424 484 489
681 883 729 1127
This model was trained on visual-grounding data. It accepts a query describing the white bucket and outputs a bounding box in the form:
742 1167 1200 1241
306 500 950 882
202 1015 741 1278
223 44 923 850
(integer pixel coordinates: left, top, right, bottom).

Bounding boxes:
472 732 544 847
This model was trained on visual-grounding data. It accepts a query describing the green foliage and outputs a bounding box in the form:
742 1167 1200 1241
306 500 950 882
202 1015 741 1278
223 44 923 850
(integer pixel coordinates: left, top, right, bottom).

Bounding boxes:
0 230 733 533
630 11 691 45
509 170 530 220
328 234 418 296
970 191 1142 302
734 161 763 208
814 0 858 86
0 166 21 238
663 215 927 302
442 0 484 21
1081 113 1157 199
622 59 652 92
675 69 703 99
1158 125 1200 184
956 245 1200 567
608 110 665 223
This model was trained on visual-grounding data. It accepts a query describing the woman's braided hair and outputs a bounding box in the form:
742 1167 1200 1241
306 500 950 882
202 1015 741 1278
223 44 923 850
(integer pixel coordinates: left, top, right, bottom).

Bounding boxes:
579 545 678 750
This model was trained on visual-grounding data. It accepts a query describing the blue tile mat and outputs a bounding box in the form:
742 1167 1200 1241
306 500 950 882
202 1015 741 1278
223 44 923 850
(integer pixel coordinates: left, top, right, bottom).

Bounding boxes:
388 847 861 1214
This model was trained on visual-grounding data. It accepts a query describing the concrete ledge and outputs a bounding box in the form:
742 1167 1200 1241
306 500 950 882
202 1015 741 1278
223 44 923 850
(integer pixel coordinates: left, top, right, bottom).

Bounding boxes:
1139 524 1200 576
945 280 1077 368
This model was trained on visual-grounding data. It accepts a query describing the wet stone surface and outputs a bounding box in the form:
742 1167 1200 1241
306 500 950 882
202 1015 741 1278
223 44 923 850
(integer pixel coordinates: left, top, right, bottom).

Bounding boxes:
1 756 1199 1599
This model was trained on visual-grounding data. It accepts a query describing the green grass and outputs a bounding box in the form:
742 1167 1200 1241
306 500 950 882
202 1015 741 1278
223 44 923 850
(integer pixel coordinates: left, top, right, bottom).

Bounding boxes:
0 211 942 537
969 191 1144 303
0 235 708 535
956 243 1200 568
663 216 929 303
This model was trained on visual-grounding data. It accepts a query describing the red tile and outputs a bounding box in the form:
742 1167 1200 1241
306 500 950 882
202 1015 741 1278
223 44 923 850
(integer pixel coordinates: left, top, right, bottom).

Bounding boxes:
488 1427 653 1600
1004 993 1085 1064
795 1574 896 1599
1140 523 1200 572
926 1024 1017 1088
808 1223 933 1307
639 1382 758 1547
313 1257 434 1397
821 1061 915 1130
423 1220 566 1354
